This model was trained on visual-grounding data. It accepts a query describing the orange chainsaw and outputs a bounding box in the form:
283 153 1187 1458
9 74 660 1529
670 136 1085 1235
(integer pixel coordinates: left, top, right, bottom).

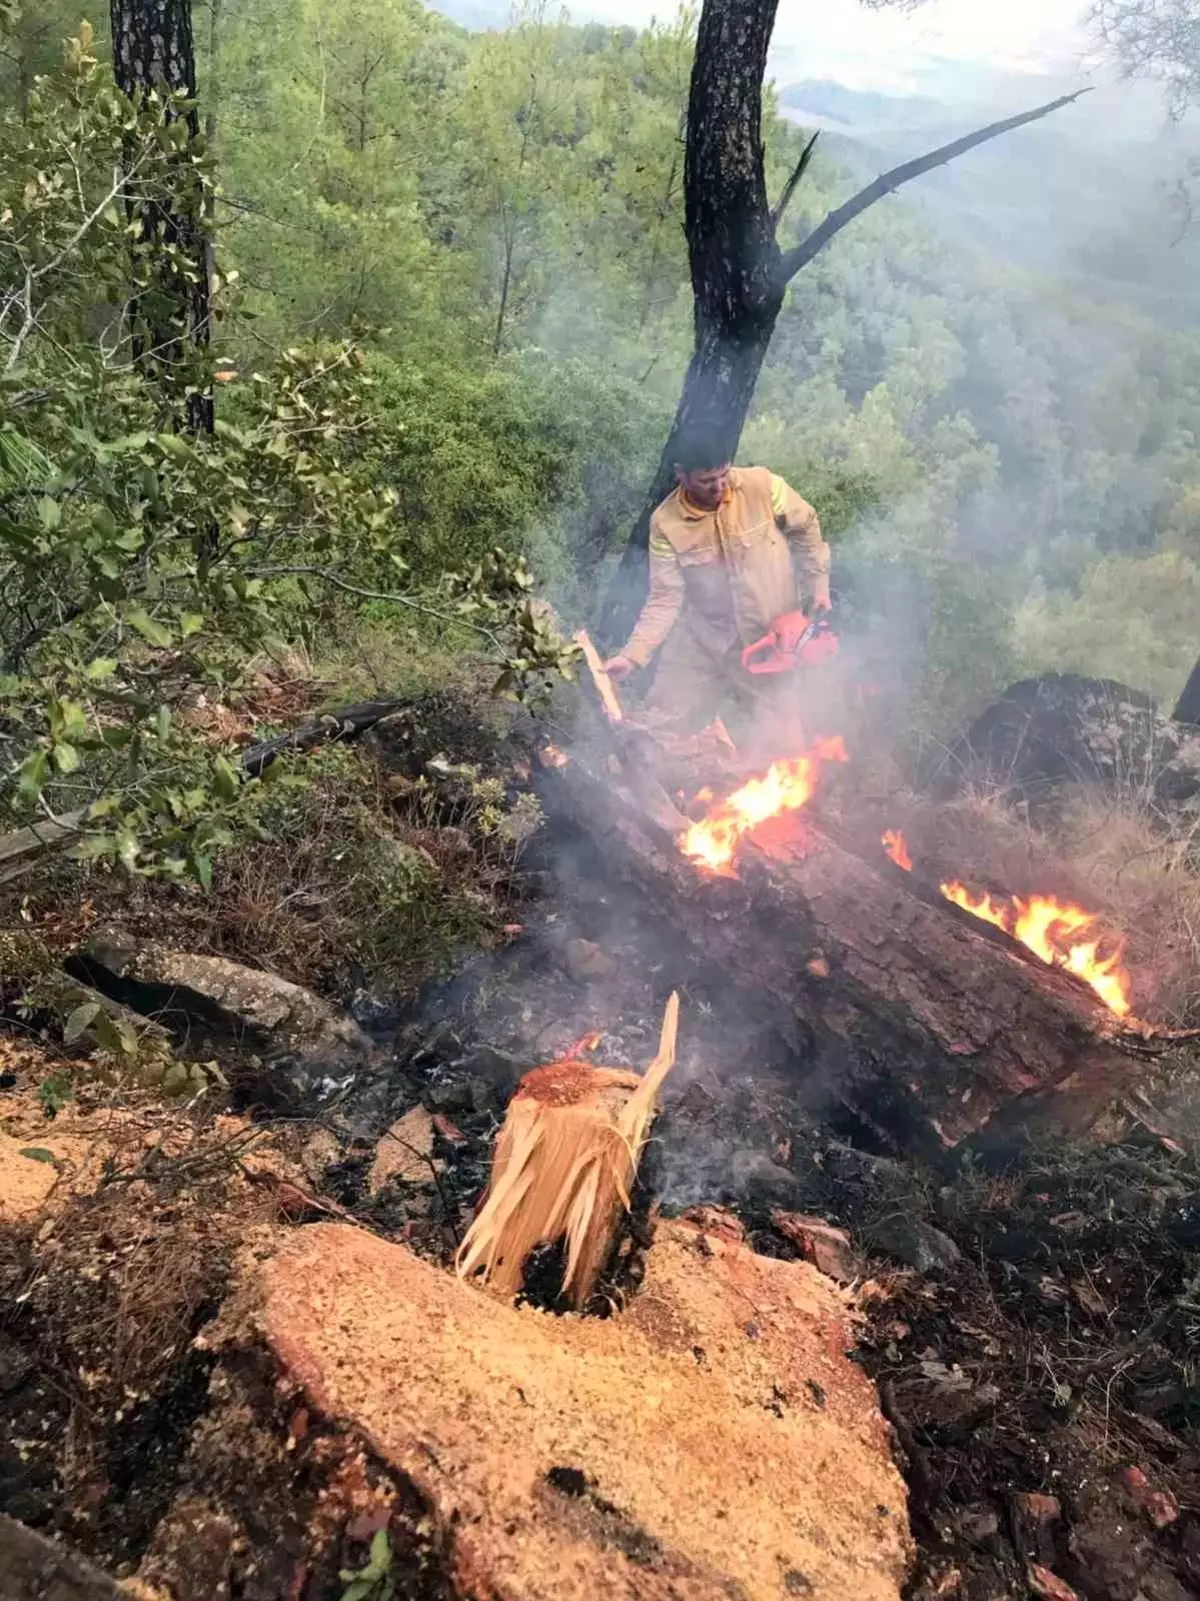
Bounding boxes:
741 609 838 676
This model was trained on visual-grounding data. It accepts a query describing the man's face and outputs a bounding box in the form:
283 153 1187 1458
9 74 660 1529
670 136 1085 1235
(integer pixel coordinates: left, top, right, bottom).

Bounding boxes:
676 462 731 511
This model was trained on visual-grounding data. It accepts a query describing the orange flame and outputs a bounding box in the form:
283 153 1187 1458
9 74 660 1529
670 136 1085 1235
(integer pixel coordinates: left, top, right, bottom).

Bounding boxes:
883 829 912 872
538 744 570 768
681 736 848 876
940 880 1132 1017
563 1029 603 1059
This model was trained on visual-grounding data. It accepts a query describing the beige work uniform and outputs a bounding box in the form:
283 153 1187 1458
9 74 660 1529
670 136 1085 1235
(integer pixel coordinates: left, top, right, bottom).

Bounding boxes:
623 467 830 745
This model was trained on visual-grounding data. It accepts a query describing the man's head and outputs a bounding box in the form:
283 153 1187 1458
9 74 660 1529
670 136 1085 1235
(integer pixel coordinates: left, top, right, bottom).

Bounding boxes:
674 438 732 511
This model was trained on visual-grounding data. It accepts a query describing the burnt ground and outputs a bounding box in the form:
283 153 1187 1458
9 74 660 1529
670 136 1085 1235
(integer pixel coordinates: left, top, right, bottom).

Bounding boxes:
2 691 1200 1598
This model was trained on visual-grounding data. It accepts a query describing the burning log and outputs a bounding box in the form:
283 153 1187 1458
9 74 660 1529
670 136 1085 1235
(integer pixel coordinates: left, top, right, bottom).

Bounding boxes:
456 993 679 1306
541 738 1176 1156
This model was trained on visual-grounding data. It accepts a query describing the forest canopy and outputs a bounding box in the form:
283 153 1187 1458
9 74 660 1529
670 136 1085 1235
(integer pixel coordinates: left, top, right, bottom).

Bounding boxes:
3 0 1199 875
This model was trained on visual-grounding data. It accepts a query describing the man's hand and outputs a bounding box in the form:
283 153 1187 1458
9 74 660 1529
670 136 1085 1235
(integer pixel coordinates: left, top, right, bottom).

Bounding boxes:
602 653 636 681
811 582 832 613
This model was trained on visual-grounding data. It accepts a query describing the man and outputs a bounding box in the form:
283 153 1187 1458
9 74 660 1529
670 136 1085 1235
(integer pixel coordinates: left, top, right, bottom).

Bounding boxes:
604 444 831 740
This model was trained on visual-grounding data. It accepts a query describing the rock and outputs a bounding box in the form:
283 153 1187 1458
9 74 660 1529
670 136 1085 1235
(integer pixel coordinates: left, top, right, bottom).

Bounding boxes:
369 1106 438 1195
248 1220 912 1600
952 1506 999 1545
77 934 372 1075
560 938 617 984
1009 1491 1061 1566
0 1513 124 1599
425 1078 475 1114
1116 1466 1180 1530
864 1215 961 1273
1069 1474 1193 1601
771 1211 865 1284
462 1043 525 1094
299 1128 342 1187
1026 1566 1081 1601
0 1333 33 1395
933 673 1200 824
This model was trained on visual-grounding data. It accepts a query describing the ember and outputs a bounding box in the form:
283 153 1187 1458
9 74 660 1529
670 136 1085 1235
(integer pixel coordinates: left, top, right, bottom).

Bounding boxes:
941 881 1132 1017
882 830 912 872
538 744 570 768
681 736 848 876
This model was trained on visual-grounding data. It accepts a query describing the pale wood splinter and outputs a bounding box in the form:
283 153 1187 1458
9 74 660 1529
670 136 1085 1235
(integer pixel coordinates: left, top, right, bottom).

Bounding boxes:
456 993 680 1307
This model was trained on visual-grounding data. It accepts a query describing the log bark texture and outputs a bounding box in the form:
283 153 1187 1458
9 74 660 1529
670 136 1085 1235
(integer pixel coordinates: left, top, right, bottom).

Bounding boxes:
543 745 1150 1156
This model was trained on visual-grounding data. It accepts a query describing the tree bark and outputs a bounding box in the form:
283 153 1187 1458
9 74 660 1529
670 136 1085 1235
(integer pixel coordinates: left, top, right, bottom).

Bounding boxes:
598 0 1086 646
1174 654 1200 727
109 0 214 440
540 741 1158 1158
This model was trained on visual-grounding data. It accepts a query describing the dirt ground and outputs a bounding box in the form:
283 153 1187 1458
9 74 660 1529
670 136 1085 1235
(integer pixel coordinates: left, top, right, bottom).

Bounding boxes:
2 684 1200 1600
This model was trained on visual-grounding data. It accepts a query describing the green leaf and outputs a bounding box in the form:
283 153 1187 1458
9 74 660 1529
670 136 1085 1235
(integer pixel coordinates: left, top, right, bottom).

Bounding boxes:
179 611 204 638
51 741 80 775
85 658 118 682
69 833 116 861
126 606 174 647
155 432 191 460
38 496 61 531
212 753 242 801
17 748 49 807
156 704 172 740
192 852 213 890
63 1001 101 1044
18 1147 60 1167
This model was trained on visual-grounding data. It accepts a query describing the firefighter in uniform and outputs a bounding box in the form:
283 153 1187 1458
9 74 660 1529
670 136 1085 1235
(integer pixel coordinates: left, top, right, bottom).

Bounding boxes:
604 446 831 742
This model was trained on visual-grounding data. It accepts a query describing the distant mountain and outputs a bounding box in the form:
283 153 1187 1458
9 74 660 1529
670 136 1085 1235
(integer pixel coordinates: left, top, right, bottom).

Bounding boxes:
779 75 1200 326
428 0 510 30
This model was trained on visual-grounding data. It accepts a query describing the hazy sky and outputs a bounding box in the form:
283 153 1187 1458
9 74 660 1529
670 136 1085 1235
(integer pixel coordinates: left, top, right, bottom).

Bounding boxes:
594 0 1096 92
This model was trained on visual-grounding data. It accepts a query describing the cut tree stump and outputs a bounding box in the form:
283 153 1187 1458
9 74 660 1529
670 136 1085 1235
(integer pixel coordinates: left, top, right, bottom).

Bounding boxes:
457 994 679 1305
541 737 1164 1155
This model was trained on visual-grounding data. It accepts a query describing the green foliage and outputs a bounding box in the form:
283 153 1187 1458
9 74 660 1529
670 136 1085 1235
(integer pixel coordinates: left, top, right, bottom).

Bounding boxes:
35 1069 74 1116
1014 551 1200 704
339 1529 396 1601
0 24 573 886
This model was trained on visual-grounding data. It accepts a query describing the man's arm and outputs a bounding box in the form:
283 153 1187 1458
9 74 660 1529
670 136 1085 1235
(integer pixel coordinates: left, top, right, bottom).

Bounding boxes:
604 526 684 677
770 475 831 609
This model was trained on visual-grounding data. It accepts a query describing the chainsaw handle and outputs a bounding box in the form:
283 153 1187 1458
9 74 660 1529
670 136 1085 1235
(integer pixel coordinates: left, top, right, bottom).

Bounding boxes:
741 633 794 675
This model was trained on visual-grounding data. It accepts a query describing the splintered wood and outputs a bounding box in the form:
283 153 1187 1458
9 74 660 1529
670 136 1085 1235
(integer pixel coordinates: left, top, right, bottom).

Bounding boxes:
573 628 624 724
456 993 679 1306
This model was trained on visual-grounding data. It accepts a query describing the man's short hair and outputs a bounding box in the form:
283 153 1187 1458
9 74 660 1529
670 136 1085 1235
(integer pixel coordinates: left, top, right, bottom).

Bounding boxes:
673 432 732 474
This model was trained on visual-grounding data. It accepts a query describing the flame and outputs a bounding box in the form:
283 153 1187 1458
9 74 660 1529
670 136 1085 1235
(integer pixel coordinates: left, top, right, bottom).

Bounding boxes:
883 829 912 872
564 1030 603 1058
538 744 570 768
941 880 1131 1017
681 736 848 876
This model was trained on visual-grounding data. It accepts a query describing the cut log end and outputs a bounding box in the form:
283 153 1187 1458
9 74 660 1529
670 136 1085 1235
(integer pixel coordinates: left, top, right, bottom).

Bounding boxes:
456 994 678 1308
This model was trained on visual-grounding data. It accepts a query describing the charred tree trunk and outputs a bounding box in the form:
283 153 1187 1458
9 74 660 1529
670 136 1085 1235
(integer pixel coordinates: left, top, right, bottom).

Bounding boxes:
542 742 1157 1158
1174 655 1200 728
110 0 214 441
599 0 1087 645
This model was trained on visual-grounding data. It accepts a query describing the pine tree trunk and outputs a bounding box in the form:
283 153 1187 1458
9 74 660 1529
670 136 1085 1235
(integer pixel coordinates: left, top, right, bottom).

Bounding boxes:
109 0 213 439
598 0 1083 649
600 0 783 645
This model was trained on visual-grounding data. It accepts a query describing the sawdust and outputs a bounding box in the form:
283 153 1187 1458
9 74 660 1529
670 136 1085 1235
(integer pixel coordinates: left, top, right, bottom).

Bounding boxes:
253 1217 912 1600
0 1131 62 1222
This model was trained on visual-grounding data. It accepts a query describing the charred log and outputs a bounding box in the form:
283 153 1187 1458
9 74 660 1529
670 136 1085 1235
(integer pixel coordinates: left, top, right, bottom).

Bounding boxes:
542 743 1157 1158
